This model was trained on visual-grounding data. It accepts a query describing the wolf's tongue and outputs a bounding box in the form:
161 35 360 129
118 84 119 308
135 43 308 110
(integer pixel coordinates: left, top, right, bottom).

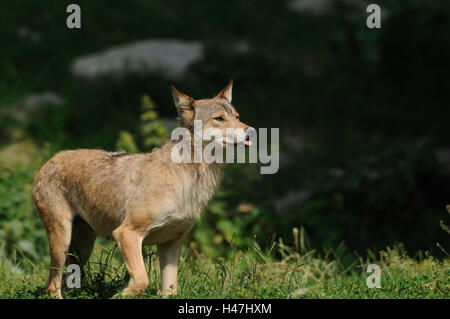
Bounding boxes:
244 140 252 146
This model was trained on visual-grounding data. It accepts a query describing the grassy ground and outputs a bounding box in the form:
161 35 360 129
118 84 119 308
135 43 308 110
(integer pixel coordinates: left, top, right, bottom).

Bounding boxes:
1 238 448 299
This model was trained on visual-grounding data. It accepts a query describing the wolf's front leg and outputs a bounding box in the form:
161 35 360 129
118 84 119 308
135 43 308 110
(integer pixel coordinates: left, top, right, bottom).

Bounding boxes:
113 225 149 296
158 238 183 297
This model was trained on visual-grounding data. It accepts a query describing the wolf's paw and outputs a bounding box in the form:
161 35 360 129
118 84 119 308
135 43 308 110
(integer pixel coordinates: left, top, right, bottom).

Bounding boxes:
46 288 63 299
113 287 148 298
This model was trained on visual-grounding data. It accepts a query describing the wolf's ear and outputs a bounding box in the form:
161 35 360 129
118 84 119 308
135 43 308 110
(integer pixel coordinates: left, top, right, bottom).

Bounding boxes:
215 79 233 103
171 85 194 111
171 85 195 124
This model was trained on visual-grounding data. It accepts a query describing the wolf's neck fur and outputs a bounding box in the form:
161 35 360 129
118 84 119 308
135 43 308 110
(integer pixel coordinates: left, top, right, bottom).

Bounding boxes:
144 139 224 219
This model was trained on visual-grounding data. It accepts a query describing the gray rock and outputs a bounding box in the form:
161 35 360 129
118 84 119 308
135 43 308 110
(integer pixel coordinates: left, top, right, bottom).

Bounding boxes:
288 0 389 19
71 39 203 79
288 0 333 15
17 26 41 43
275 189 312 214
435 148 450 176
10 92 65 122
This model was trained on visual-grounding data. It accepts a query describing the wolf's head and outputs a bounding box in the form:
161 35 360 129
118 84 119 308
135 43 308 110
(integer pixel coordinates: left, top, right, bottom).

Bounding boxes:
171 80 253 147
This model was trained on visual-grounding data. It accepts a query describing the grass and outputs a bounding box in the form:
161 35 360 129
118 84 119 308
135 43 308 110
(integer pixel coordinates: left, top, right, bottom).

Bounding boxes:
0 235 448 299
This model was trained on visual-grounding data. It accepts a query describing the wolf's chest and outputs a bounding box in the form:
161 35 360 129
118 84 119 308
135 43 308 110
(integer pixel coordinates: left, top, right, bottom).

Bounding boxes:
175 164 223 219
141 164 223 245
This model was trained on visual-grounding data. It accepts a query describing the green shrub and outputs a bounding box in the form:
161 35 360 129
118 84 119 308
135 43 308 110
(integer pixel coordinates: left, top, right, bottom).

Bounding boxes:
0 146 52 269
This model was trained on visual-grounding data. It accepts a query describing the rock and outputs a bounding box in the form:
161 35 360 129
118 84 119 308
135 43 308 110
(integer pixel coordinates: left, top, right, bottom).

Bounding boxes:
71 39 203 79
278 130 305 169
0 140 38 169
275 189 311 214
233 41 250 54
22 92 64 108
10 92 65 122
287 0 333 15
288 0 389 19
435 148 450 176
17 26 41 43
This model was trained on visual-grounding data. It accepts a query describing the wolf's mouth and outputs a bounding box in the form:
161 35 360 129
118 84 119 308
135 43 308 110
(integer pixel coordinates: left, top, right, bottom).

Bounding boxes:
222 138 252 147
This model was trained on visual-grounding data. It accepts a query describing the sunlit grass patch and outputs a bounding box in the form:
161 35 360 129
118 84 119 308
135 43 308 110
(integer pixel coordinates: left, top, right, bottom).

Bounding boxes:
1 238 448 299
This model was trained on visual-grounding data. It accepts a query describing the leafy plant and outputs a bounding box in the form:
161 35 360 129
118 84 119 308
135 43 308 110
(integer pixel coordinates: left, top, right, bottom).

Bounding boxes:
115 94 169 153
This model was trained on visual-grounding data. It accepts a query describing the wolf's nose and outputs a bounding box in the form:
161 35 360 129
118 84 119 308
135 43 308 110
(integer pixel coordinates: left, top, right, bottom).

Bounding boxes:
245 126 256 137
244 134 252 146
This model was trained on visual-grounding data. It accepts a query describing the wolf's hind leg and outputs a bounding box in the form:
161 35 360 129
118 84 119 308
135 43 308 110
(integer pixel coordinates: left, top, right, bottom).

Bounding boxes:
38 205 73 299
67 216 97 268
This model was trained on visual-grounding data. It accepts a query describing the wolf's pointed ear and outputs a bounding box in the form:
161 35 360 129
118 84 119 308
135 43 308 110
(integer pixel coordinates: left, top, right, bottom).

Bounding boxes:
171 85 194 111
215 79 233 103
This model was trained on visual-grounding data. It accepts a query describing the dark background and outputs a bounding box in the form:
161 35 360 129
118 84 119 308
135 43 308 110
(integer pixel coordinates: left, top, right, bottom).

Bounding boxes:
0 0 449 264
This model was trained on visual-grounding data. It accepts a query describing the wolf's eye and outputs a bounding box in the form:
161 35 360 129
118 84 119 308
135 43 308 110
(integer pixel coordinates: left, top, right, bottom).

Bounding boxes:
214 116 224 122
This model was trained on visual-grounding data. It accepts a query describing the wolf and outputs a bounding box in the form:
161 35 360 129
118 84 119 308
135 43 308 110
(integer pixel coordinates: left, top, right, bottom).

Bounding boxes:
32 81 253 298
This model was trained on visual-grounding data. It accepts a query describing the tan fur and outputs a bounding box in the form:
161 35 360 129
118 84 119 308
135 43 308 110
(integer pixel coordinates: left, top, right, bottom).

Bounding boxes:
33 81 251 298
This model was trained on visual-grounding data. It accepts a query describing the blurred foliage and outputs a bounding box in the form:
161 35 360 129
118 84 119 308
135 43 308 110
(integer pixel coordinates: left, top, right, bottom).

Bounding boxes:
139 95 170 149
115 131 138 154
0 145 54 266
0 0 449 265
115 94 169 153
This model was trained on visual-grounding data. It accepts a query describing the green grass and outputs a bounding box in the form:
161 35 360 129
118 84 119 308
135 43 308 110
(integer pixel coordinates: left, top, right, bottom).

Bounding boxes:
1 239 448 299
